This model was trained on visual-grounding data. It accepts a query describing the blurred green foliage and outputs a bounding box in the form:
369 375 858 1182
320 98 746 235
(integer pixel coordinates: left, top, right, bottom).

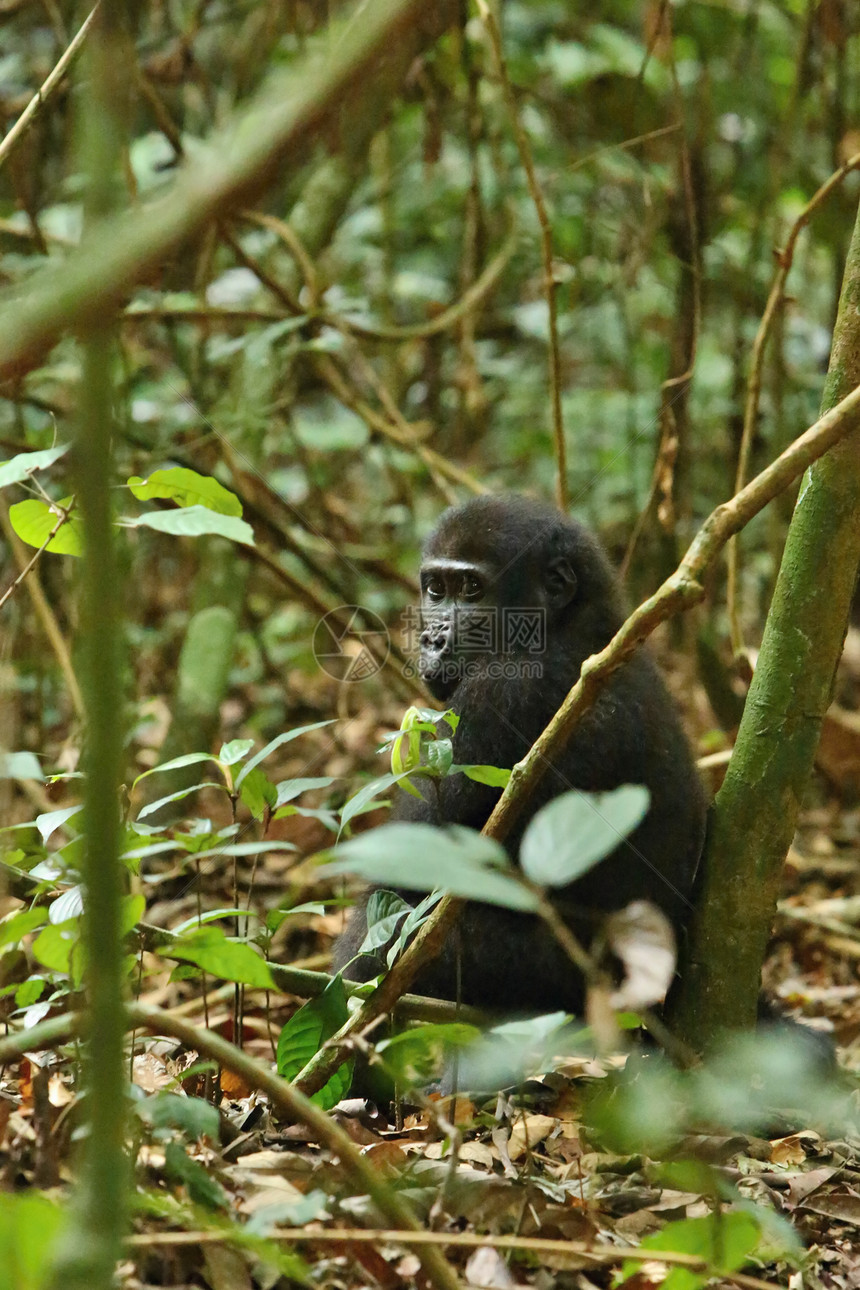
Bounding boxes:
0 0 857 773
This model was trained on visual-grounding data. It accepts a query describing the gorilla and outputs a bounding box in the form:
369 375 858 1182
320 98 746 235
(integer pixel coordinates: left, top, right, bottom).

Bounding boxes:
332 494 707 1014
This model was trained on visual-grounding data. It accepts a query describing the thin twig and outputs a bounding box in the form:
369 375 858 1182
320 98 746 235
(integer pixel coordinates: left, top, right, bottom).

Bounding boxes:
726 148 860 654
0 504 73 612
0 1008 465 1290
0 4 100 170
476 2 568 509
294 375 860 1098
240 210 321 304
0 0 458 380
0 503 83 715
123 1226 779 1290
325 225 518 342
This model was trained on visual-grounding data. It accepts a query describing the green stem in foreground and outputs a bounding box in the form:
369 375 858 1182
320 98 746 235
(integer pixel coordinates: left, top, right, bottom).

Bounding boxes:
47 11 131 1289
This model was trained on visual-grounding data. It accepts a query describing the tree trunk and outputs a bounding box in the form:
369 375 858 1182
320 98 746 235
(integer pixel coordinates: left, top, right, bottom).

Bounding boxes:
672 198 860 1048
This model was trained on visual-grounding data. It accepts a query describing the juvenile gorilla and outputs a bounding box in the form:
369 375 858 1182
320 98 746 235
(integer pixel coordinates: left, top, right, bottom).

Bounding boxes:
332 494 707 1013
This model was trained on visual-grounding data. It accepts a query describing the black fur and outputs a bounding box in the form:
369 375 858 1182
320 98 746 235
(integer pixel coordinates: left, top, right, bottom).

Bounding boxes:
332 495 707 1014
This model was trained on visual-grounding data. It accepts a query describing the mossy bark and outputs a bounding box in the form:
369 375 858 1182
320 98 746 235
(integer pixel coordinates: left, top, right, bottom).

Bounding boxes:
673 200 860 1047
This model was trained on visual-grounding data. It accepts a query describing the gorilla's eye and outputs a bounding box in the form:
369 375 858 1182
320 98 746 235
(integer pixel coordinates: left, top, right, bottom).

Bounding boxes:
425 576 445 603
462 574 483 601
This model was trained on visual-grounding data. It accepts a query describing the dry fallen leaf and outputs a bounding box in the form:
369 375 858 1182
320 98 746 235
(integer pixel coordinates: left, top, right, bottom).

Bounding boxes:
507 1113 558 1163
606 900 677 1010
465 1244 517 1288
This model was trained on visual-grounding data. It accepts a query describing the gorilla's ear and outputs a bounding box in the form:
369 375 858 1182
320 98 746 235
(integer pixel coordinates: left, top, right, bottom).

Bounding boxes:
544 556 577 609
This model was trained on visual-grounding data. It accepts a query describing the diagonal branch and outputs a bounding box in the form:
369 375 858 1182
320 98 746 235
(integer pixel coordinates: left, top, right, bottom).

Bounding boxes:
294 377 860 1097
0 0 457 380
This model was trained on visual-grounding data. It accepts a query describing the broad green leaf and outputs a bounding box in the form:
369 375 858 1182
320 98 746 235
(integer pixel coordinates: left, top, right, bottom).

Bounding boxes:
396 890 443 948
136 781 227 820
191 841 297 860
377 1022 480 1086
15 978 46 1009
164 1140 228 1209
35 804 81 843
367 889 411 927
424 739 453 776
121 505 254 546
218 738 254 765
390 707 423 775
9 497 83 555
0 908 46 949
456 764 511 788
322 823 537 911
0 1192 64 1289
121 893 146 936
276 975 352 1109
49 885 83 924
621 1212 760 1289
133 752 222 785
137 1092 220 1140
171 908 264 935
265 901 326 933
167 926 274 988
451 1011 572 1095
275 776 336 806
338 771 410 832
121 841 177 861
32 919 79 975
0 443 69 488
234 720 335 788
358 890 411 955
520 786 650 888
127 467 243 516
238 766 278 820
0 752 43 781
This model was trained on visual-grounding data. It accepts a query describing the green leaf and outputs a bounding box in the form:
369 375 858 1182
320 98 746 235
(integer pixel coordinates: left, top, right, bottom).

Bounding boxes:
9 497 83 555
121 505 254 546
0 1192 64 1289
265 901 326 933
275 776 336 806
164 1140 228 1209
276 975 352 1109
171 908 264 935
31 919 80 975
49 885 83 924
339 771 412 831
191 841 296 860
15 978 46 1008
137 781 226 820
238 767 278 820
621 1213 761 1289
322 823 537 911
0 908 46 949
0 443 69 488
132 752 224 790
520 786 650 888
35 804 82 843
127 467 243 516
452 1011 572 1094
218 738 255 765
0 752 43 781
377 1022 480 1086
137 1092 220 1141
121 893 146 936
167 926 274 988
457 764 512 788
234 720 336 788
359 890 411 955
